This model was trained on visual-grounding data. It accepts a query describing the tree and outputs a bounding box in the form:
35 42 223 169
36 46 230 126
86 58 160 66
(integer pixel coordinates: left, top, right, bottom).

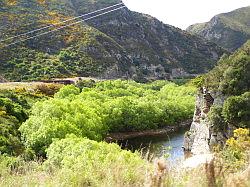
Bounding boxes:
222 92 250 128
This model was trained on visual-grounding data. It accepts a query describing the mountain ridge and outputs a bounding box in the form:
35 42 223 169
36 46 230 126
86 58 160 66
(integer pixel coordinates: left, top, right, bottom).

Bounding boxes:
0 0 225 81
187 6 250 52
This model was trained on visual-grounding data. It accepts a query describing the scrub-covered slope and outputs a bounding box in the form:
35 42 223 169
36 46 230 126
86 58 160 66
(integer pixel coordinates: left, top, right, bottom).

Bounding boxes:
187 6 250 51
0 0 225 81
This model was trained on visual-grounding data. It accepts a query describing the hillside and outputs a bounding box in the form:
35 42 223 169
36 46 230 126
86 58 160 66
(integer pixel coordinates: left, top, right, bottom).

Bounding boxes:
187 6 250 52
0 0 225 81
204 40 250 96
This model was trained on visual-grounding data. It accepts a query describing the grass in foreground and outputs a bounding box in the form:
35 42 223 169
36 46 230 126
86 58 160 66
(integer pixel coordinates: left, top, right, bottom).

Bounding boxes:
0 128 249 187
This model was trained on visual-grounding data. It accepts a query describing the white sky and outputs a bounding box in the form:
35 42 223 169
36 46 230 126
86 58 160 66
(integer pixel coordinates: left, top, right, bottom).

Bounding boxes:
122 0 250 29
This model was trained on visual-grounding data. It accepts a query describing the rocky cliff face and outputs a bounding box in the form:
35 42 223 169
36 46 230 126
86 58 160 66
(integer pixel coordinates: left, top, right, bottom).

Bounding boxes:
0 0 225 81
0 76 6 83
187 6 250 52
183 40 250 155
183 88 233 155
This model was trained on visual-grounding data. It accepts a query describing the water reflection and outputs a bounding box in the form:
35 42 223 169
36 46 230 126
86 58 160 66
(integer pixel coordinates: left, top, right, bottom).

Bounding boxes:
120 128 188 162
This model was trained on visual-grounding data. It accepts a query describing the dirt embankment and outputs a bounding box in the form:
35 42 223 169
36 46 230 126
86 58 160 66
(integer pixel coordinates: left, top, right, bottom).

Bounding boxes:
105 119 192 142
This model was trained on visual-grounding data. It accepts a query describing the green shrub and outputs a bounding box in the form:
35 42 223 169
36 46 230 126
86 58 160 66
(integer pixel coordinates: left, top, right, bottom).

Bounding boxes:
0 91 31 155
222 92 250 128
208 105 227 132
188 75 205 88
20 80 196 155
75 79 96 90
204 40 250 95
221 128 250 171
44 135 149 186
19 98 106 155
35 83 62 96
54 85 80 99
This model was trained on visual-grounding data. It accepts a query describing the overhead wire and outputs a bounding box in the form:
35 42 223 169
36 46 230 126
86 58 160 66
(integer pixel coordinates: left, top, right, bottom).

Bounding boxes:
0 2 124 43
1 5 126 49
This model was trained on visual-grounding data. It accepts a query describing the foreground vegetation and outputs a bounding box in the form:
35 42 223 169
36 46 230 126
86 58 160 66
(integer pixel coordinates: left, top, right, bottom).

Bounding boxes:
0 128 249 186
0 79 249 186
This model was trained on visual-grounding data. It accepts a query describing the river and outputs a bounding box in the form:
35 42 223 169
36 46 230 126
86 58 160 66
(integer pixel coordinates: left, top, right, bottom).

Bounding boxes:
120 128 189 162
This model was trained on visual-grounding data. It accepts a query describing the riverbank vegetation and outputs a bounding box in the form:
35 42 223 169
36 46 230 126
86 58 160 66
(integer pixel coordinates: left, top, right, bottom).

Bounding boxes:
0 80 197 186
0 78 249 186
20 80 196 155
0 80 196 156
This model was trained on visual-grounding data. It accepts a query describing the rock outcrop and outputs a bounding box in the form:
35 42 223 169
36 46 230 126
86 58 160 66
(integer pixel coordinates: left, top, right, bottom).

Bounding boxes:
0 75 6 83
183 87 213 154
183 88 231 155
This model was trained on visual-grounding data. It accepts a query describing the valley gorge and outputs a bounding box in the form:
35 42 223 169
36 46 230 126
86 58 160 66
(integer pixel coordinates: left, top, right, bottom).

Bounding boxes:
0 0 225 81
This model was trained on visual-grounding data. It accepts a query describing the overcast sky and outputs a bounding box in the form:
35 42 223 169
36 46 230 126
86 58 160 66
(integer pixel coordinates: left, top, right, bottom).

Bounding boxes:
122 0 250 29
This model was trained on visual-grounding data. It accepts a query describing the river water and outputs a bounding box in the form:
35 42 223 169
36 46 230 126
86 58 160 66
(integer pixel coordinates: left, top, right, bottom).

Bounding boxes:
120 128 188 162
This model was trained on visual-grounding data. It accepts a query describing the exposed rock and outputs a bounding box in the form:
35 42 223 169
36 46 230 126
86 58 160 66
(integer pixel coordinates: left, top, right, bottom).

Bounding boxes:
183 87 236 155
0 75 6 83
183 88 215 154
183 154 214 168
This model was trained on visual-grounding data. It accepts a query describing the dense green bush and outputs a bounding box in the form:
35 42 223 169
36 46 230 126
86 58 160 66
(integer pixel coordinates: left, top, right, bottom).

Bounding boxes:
54 85 80 99
208 105 227 132
44 135 148 186
19 98 106 155
20 80 196 154
205 40 250 95
221 128 250 171
0 90 46 156
0 92 28 155
208 92 250 132
222 92 250 128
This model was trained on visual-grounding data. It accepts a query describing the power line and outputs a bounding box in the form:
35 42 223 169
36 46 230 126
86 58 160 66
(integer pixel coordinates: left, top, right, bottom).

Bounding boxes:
0 2 124 43
2 6 126 49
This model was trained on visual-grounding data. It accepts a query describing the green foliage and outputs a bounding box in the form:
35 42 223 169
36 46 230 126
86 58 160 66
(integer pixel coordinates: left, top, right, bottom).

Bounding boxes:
0 90 45 155
0 155 21 176
20 80 196 154
75 79 96 91
222 92 250 128
221 128 250 171
54 85 80 99
172 78 191 86
205 40 250 95
188 75 205 88
44 135 148 186
220 51 250 95
0 92 28 155
19 98 105 155
208 105 227 132
208 91 250 133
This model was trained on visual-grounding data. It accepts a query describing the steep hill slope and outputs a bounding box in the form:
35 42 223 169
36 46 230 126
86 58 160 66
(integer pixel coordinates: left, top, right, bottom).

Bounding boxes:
0 0 225 81
187 6 250 52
